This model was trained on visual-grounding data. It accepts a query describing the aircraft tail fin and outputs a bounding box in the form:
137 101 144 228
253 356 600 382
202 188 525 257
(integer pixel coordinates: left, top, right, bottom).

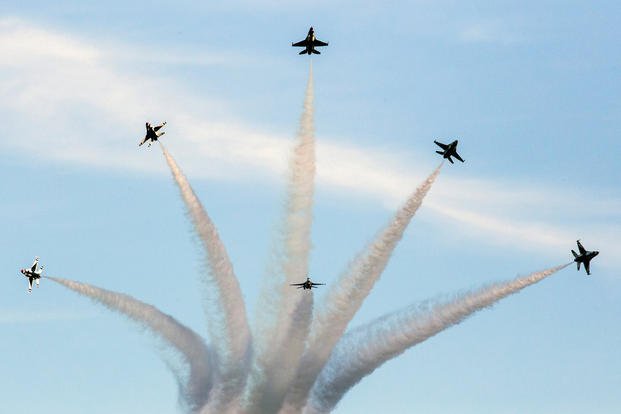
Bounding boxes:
571 249 578 258
576 261 581 271
312 49 321 54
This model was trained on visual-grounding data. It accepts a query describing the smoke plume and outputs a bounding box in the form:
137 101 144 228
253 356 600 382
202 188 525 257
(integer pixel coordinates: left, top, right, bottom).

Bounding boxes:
46 276 212 411
246 61 316 414
283 164 442 411
307 263 571 412
160 144 251 409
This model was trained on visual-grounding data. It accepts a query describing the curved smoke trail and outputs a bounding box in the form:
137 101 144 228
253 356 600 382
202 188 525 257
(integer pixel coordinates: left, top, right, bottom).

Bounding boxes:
307 263 571 412
282 164 442 412
246 61 316 414
160 144 251 410
46 276 212 412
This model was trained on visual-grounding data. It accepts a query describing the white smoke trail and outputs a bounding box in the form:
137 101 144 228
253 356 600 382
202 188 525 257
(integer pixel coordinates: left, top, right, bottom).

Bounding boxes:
307 263 571 412
282 164 442 412
160 144 251 409
46 276 212 412
250 294 314 413
246 61 316 414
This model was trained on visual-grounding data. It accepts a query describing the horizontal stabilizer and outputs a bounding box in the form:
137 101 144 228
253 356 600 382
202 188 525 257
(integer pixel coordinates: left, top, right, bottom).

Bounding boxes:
571 250 578 258
299 49 307 55
435 150 444 155
576 262 581 271
312 49 321 54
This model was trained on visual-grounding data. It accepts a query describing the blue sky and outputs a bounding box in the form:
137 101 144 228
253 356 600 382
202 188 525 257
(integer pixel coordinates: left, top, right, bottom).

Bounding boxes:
1 1 620 413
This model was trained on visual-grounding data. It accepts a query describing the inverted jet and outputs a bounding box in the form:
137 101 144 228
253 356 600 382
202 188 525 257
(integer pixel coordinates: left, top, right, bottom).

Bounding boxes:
20 257 44 293
571 240 599 275
434 140 464 164
290 277 325 290
139 121 167 147
292 27 328 55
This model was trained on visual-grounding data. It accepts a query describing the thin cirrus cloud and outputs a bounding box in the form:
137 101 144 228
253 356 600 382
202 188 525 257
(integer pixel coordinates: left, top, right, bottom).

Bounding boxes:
0 308 98 324
458 20 525 45
1 17 619 271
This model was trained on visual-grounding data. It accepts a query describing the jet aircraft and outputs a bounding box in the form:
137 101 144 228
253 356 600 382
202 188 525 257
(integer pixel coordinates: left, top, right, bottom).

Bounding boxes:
139 121 167 147
20 257 44 293
291 277 325 290
292 27 328 55
571 240 599 275
434 140 464 164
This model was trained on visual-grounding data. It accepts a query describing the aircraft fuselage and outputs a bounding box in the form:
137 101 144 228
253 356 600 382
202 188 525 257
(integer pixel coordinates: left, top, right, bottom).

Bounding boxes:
571 240 599 275
574 251 599 269
139 122 166 147
293 27 327 55
443 141 458 158
20 269 40 279
20 268 41 292
434 139 464 164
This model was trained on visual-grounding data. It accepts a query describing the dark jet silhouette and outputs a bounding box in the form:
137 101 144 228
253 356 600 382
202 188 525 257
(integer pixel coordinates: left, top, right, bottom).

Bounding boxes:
290 276 325 290
139 121 166 147
292 27 328 55
572 240 599 275
20 257 44 293
434 140 464 164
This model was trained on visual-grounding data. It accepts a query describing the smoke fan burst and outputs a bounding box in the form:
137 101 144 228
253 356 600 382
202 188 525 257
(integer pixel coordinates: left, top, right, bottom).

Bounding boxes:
47 65 569 413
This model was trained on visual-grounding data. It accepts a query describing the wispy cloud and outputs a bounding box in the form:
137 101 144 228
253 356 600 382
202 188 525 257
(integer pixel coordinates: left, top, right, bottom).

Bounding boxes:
0 309 97 324
1 17 619 270
459 20 524 45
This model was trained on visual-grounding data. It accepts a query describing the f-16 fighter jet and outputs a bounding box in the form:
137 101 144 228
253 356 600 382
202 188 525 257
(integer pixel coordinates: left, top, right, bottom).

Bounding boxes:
20 257 44 293
434 140 464 164
292 27 329 55
291 277 325 290
139 121 167 147
572 240 599 275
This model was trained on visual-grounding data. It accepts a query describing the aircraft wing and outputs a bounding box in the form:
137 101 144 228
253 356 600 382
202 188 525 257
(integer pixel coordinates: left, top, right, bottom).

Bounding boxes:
453 152 465 163
311 282 325 286
290 282 305 286
434 140 449 150
30 258 39 272
577 240 587 255
314 39 328 46
292 39 308 47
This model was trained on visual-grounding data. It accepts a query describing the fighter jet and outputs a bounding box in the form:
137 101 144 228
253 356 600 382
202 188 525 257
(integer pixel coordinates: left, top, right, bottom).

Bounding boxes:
139 121 167 147
20 257 44 293
290 277 325 290
571 240 599 275
434 140 464 164
292 27 329 55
